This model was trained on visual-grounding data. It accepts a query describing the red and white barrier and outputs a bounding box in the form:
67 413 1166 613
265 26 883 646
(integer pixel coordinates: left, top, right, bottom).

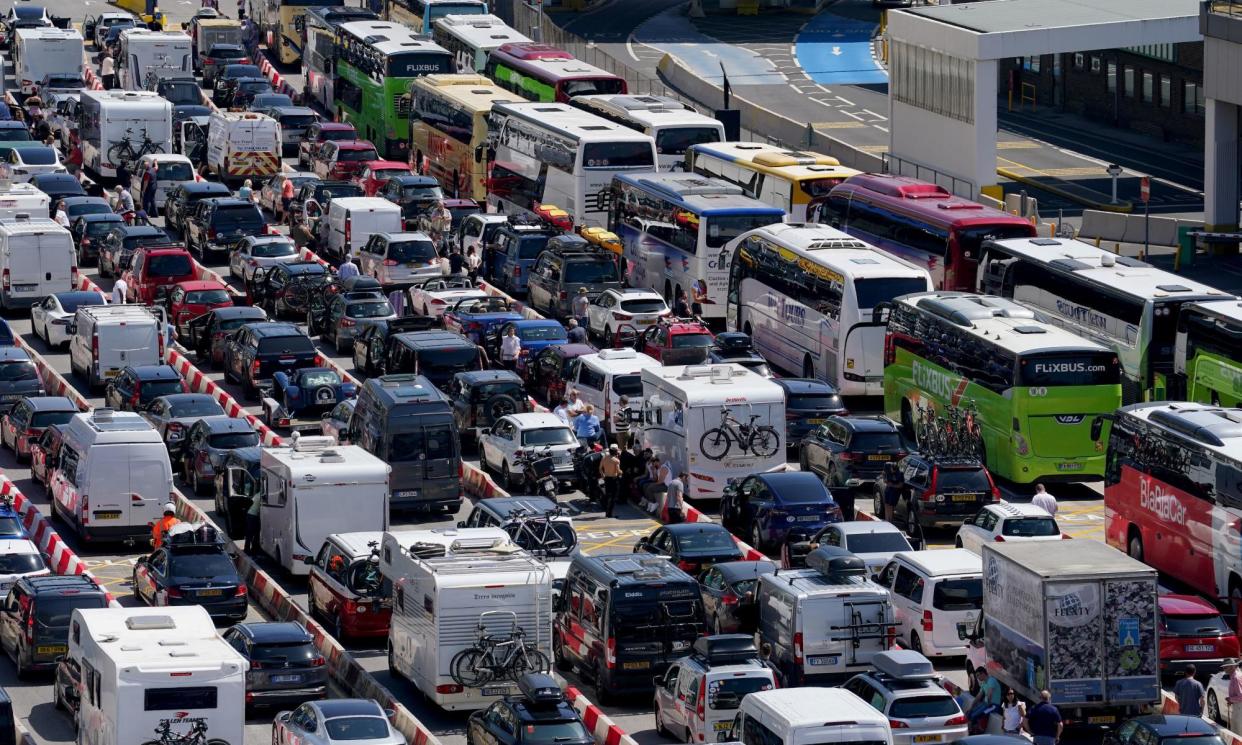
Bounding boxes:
166 348 284 447
566 687 639 745
298 245 330 268
257 54 300 103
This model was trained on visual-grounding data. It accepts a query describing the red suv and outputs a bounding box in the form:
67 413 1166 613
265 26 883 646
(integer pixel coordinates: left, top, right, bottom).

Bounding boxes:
312 140 378 181
306 532 391 641
633 318 715 365
124 246 198 305
1158 594 1239 680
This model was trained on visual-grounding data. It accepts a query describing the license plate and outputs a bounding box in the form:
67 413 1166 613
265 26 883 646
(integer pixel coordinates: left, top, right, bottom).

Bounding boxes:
622 661 651 670
13 284 35 292
806 419 824 425
393 489 420 498
808 655 839 666
867 454 890 461
1057 462 1085 471
797 515 820 522
1187 644 1215 652
104 369 120 378
714 723 732 732
636 318 655 326
279 357 296 365
952 493 979 502
37 644 66 655
483 686 511 696
914 736 941 743
672 641 690 651
93 510 122 520
197 589 223 597
1088 716 1116 725
272 674 302 683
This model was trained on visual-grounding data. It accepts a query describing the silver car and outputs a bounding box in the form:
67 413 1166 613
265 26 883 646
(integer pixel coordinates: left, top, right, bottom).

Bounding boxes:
356 231 442 289
273 699 404 745
842 650 967 745
309 284 397 354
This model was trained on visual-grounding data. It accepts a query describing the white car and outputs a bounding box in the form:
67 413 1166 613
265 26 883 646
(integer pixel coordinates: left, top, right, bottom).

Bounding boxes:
32 290 109 347
0 539 50 597
229 235 300 283
954 502 1063 554
790 520 913 574
587 287 670 339
1208 667 1236 725
259 171 319 220
479 412 579 491
3 146 66 183
90 12 135 47
457 212 508 256
407 277 488 319
128 154 196 212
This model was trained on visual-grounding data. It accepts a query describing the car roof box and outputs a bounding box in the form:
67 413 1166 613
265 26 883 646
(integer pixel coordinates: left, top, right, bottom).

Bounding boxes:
805 545 867 579
692 634 759 666
713 332 753 352
517 673 565 707
871 650 937 681
166 522 222 546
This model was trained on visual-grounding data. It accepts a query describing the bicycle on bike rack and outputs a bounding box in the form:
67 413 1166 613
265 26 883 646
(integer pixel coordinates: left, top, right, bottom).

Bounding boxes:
503 507 577 558
107 126 162 170
449 611 550 687
699 405 780 460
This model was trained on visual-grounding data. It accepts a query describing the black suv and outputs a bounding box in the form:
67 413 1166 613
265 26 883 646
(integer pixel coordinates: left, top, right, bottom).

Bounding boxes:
97 224 174 279
706 333 772 377
164 181 233 234
104 364 187 412
800 415 908 518
448 369 531 441
222 321 318 399
186 198 266 260
350 316 440 376
251 261 334 319
0 574 109 677
154 75 202 106
873 454 999 532
132 523 247 622
466 674 593 745
525 234 622 320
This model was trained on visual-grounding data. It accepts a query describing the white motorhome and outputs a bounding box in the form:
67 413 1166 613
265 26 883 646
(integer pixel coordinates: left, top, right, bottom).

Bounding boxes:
68 304 165 390
639 363 786 501
382 527 552 711
50 409 174 544
0 182 50 220
78 90 173 178
256 436 390 575
0 214 75 309
68 606 247 745
118 29 193 90
13 27 84 95
206 111 281 182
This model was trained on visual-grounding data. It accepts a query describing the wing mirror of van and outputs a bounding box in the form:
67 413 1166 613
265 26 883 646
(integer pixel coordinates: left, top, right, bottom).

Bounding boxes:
302 555 316 566
456 521 466 528
480 428 490 436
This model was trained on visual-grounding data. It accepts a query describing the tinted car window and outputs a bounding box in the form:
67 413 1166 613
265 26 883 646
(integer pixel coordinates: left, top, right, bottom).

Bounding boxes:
0 361 39 381
0 553 43 574
564 261 619 284
249 640 317 664
1001 517 1059 537
931 578 982 611
889 695 960 719
30 411 74 428
168 549 236 578
146 254 194 277
209 431 260 449
213 205 264 229
849 432 903 451
35 595 108 626
256 335 315 354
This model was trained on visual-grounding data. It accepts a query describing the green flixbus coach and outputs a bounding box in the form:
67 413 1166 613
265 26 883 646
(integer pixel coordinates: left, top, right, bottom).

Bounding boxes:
881 291 1123 484
333 20 453 160
1175 299 1242 406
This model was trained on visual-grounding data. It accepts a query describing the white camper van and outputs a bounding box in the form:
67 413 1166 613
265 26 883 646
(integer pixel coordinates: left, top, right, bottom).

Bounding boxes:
68 606 247 745
639 364 786 501
118 29 193 90
257 436 390 575
381 527 552 711
78 90 173 178
206 111 281 182
0 215 75 309
13 27 84 95
0 182 50 220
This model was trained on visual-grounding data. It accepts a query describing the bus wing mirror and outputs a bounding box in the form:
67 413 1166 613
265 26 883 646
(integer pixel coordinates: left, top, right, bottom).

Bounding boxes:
872 301 892 324
474 146 484 164
1090 415 1111 442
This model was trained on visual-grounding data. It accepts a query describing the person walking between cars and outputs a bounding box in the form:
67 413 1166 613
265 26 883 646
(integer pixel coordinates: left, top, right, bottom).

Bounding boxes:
612 396 632 452
661 473 686 523
465 246 480 283
113 184 134 214
1031 483 1058 516
1225 659 1242 732
1174 664 1205 718
337 257 360 281
447 248 464 277
245 491 261 554
882 462 904 523
500 326 521 370
566 318 587 344
281 176 296 225
101 53 116 90
600 444 621 517
1024 690 1062 745
151 503 180 550
572 287 590 329
111 276 129 304
1001 689 1025 735
574 405 602 450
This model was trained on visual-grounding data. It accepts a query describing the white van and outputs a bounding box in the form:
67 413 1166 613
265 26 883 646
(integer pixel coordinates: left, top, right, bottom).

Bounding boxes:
381 527 552 711
568 348 660 437
50 409 174 544
639 364 786 501
206 111 281 182
13 27 84 95
874 549 982 658
68 304 165 390
0 215 75 309
325 197 402 265
128 153 197 211
118 29 193 90
78 90 173 179
256 436 390 575
68 606 246 745
0 182 50 220
732 688 893 745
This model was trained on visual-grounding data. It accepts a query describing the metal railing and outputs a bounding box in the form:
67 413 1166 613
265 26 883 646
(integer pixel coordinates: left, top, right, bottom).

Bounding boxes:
880 152 976 199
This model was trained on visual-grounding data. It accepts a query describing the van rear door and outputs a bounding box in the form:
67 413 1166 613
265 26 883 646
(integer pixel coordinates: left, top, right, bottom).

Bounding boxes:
127 447 171 530
39 230 73 296
102 319 160 374
6 233 43 300
801 595 890 672
87 446 135 526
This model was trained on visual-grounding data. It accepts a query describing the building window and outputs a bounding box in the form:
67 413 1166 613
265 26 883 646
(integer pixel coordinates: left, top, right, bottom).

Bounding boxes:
1142 71 1154 103
1107 62 1117 92
1184 81 1205 115
1159 75 1171 108
1073 53 1085 70
1023 55 1041 73
1091 56 1102 73
1124 66 1135 98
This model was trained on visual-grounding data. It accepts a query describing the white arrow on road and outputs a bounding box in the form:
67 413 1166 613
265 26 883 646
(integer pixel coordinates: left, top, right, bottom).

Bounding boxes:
831 46 842 56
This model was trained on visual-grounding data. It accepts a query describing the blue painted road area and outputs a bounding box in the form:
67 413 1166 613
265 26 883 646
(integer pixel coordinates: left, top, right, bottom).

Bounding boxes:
795 12 888 85
634 8 788 86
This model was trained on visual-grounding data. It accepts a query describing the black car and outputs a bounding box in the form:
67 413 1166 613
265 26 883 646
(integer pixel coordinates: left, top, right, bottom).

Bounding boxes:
873 454 999 531
155 75 201 106
164 181 233 234
104 364 186 412
70 213 125 263
185 197 266 260
252 261 334 319
223 77 275 110
211 63 264 106
141 393 228 454
223 622 328 709
214 445 261 537
0 575 109 677
0 348 44 412
448 369 530 440
200 43 250 86
185 305 270 369
800 414 908 491
466 674 593 745
181 416 260 497
350 316 439 377
222 321 318 399
633 523 745 577
29 173 85 211
98 224 174 279
59 196 112 223
173 103 213 126
698 560 776 635
132 523 248 622
1106 717 1222 745
773 378 848 446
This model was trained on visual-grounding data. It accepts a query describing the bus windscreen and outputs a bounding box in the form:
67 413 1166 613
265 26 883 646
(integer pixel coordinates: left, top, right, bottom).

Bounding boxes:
1016 352 1121 387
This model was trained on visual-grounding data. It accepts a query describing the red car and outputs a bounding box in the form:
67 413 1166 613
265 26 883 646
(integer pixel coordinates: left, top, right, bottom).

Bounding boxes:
307 532 391 640
312 140 379 182
355 160 412 197
124 245 198 305
297 121 358 171
166 280 234 336
633 318 715 364
1158 594 1239 679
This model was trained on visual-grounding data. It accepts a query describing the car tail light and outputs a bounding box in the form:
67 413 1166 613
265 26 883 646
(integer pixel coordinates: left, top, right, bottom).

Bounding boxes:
251 360 261 378
92 333 99 361
234 584 247 597
513 266 520 278
25 610 34 642
130 388 142 407
612 312 632 321
81 495 88 526
81 238 91 248
993 535 1005 542
344 217 352 245
922 610 933 632
886 626 897 647
792 631 803 665
241 57 251 64
249 660 264 670
431 298 446 305
436 683 463 694
2 268 8 290
696 678 706 721
921 468 938 502
23 428 38 438
721 592 739 606
245 692 254 703
884 334 895 366
340 318 356 327
383 259 397 266
677 559 696 573
987 472 1001 502
559 291 567 300
1062 534 1073 539
946 715 968 726
71 265 79 285
888 720 909 729
158 329 165 361
208 228 217 240
605 637 616 669
310 655 326 667
166 587 183 599
838 451 856 461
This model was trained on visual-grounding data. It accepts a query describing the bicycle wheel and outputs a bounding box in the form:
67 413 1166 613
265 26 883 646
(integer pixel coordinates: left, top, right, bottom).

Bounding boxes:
107 142 134 166
451 647 492 688
509 647 551 678
699 428 732 460
747 426 780 458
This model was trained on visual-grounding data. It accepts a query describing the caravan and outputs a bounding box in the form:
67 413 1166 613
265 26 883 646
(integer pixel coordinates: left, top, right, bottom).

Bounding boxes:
255 436 390 575
0 182 50 220
639 364 786 501
118 29 193 90
13 27 84 95
67 605 246 745
382 527 552 711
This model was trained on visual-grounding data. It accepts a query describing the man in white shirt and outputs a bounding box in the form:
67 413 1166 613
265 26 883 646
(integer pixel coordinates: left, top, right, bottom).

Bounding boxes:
337 258 359 281
111 277 128 304
1031 483 1057 516
499 326 521 370
100 53 116 90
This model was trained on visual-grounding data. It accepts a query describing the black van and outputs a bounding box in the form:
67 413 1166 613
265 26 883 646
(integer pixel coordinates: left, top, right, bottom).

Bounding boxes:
0 574 109 677
384 331 485 391
347 374 461 514
554 554 705 703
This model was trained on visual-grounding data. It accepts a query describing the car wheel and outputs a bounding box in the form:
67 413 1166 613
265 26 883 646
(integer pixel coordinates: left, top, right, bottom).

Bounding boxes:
1128 532 1144 562
910 632 923 652
1209 690 1222 724
654 707 671 738
873 488 883 517
192 469 206 497
503 462 520 491
955 536 964 548
53 679 63 711
750 524 765 554
553 632 572 672
595 662 614 705
14 649 29 680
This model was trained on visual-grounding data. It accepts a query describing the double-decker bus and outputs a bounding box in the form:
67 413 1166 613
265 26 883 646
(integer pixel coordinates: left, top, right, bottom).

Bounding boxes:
432 14 530 73
484 42 626 103
302 6 379 111
684 141 858 223
814 173 1037 291
255 0 341 65
726 223 931 394
976 236 1229 403
1176 300 1242 406
334 21 453 160
486 101 656 227
409 74 517 200
610 172 784 321
385 0 486 34
570 95 724 171
883 291 1122 483
1103 401 1242 606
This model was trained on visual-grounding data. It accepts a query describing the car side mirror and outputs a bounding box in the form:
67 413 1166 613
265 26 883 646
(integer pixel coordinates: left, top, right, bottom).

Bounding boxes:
457 521 466 528
480 428 490 436
302 556 315 566
1090 415 1107 442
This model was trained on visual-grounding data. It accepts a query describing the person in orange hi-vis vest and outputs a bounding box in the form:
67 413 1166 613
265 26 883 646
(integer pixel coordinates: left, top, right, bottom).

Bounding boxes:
151 502 180 550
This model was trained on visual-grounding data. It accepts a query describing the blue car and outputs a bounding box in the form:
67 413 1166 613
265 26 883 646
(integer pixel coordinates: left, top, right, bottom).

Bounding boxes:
721 472 843 553
485 320 568 365
492 221 560 293
0 500 28 539
442 296 523 344
773 378 848 447
265 367 357 430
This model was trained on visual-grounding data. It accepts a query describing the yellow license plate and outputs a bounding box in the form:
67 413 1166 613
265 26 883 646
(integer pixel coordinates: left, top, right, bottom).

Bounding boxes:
952 494 979 502
914 736 941 743
1088 716 1115 725
622 661 650 670
197 589 223 597
637 318 655 325
714 723 733 732
867 454 890 461
37 645 66 655
94 511 122 520
104 369 120 378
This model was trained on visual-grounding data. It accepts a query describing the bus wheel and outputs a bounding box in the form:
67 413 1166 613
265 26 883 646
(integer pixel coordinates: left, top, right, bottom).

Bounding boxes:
1127 530 1143 562
802 355 814 379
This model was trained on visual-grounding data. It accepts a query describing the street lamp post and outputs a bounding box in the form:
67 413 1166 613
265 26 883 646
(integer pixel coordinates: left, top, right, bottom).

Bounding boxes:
1107 163 1123 204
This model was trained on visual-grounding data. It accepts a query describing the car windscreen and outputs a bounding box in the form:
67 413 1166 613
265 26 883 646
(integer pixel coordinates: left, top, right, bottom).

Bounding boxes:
224 64 261 77
316 184 363 201
620 298 666 313
849 432 903 452
320 128 357 142
45 76 84 89
257 335 315 354
611 590 701 640
0 361 39 382
517 325 567 342
889 695 960 719
86 220 120 238
299 371 341 387
611 373 642 397
0 129 31 142
386 239 437 263
932 578 982 611
388 425 455 463
157 161 195 180
843 532 910 555
708 676 773 710
251 241 296 258
1001 517 1060 537
401 185 443 201
30 410 74 428
474 382 524 399
1163 613 1232 636
655 126 721 157
18 148 57 165
337 147 378 162
517 235 551 259
0 516 21 538
324 717 390 741
35 595 108 627
168 399 225 418
209 431 260 449
936 468 990 492
671 333 713 349
581 140 653 169
161 83 200 105
249 640 318 664
219 316 260 332
186 289 232 305
141 380 185 400
0 552 44 574
565 260 619 284
239 81 273 95
521 427 576 446
346 301 393 319
675 529 737 554
168 548 237 579
214 205 264 229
